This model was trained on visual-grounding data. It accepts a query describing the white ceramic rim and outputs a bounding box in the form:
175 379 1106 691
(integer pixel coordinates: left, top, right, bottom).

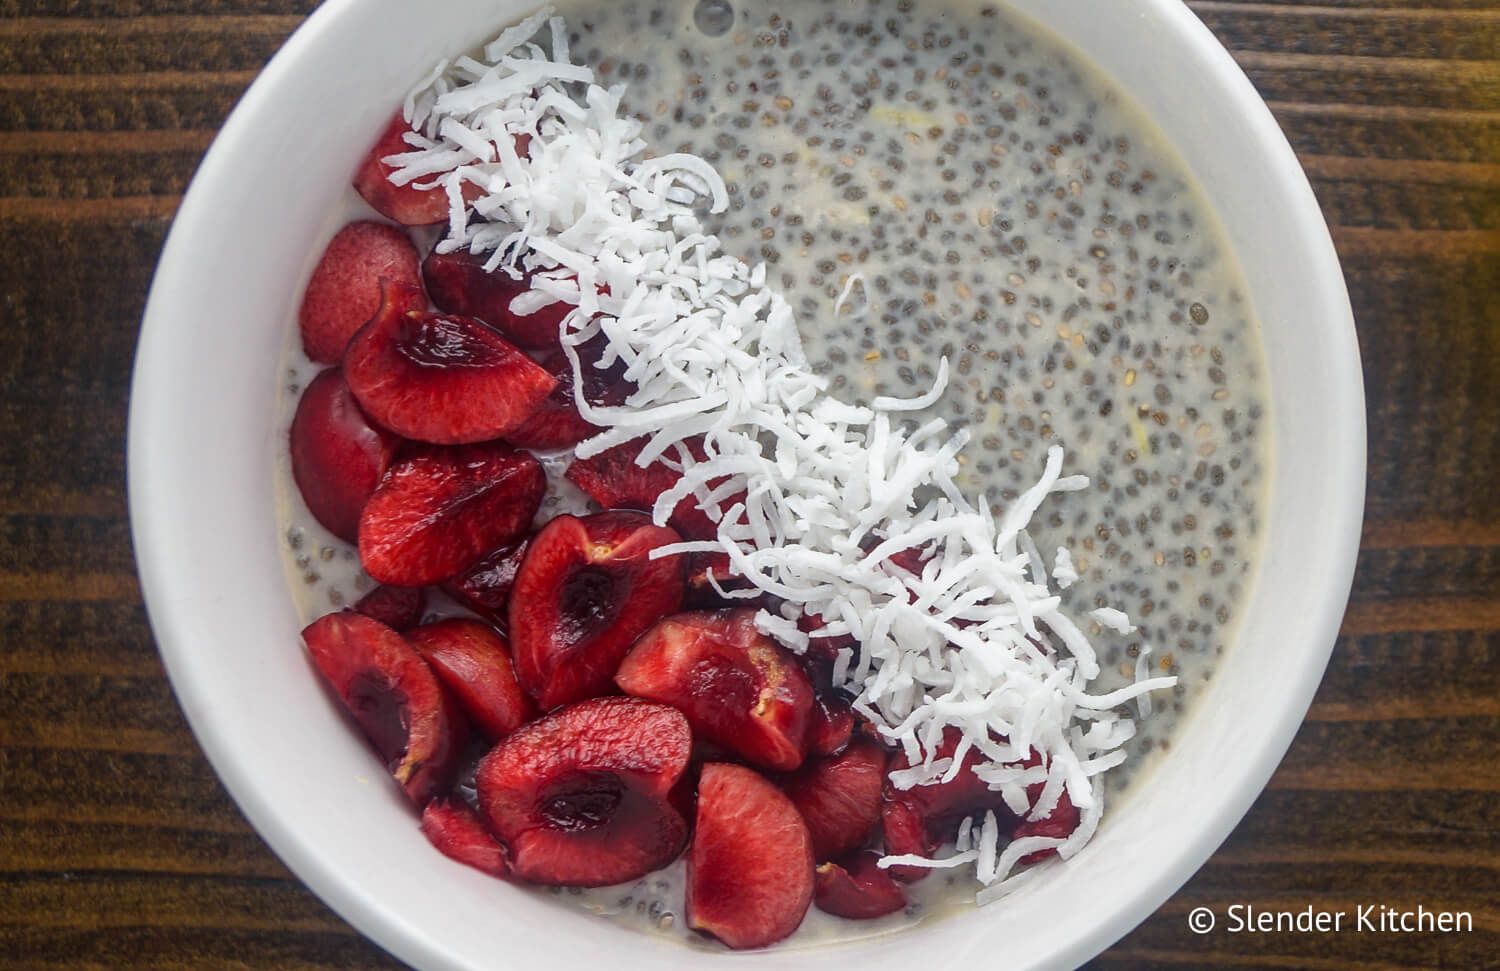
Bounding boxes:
129 1 1365 969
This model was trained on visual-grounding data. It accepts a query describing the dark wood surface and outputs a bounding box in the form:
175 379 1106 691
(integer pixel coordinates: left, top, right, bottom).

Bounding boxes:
1 1 1496 968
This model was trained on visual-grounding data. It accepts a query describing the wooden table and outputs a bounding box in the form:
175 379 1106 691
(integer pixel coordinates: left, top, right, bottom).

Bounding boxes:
1 2 1495 968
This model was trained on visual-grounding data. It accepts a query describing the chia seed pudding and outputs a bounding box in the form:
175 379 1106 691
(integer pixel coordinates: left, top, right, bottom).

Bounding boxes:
275 0 1270 947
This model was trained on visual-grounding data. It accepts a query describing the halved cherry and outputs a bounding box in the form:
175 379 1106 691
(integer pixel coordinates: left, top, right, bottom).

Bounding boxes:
814 852 907 919
423 250 574 348
879 728 1040 881
408 618 535 742
683 550 753 608
797 607 859 667
564 436 730 541
806 693 855 757
298 221 425 364
358 441 544 587
781 737 885 860
441 540 528 626
344 280 557 445
1011 790 1081 865
476 697 691 887
887 725 1005 819
887 546 930 577
510 511 687 711
290 368 402 543
688 762 814 950
351 584 425 631
878 795 938 883
421 798 509 878
616 609 813 772
504 343 632 450
353 112 487 226
301 611 467 804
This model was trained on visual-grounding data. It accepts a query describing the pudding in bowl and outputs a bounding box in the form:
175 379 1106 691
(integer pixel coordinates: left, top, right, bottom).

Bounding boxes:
129 0 1363 967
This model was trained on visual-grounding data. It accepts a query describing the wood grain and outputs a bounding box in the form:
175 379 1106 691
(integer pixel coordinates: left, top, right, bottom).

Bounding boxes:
0 1 1495 969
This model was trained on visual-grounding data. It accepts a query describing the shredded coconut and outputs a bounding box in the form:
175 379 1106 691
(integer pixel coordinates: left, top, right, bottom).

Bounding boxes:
1052 546 1079 588
1089 607 1137 635
832 272 867 319
386 8 1175 902
1134 645 1156 720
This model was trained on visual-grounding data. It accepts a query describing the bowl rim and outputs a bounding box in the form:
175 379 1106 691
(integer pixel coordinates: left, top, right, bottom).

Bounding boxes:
129 1 1365 968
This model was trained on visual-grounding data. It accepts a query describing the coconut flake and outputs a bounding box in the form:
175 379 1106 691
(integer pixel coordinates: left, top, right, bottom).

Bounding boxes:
1134 645 1155 719
833 272 867 318
1052 546 1079 588
1089 606 1136 635
871 357 951 412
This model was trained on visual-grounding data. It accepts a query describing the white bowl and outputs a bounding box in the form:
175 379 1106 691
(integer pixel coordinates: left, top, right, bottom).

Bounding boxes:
129 1 1364 968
